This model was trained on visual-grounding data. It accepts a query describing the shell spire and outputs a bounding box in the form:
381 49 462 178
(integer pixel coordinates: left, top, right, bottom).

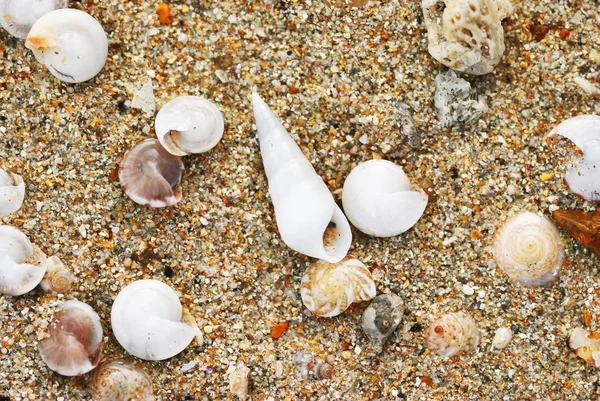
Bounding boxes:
252 93 352 263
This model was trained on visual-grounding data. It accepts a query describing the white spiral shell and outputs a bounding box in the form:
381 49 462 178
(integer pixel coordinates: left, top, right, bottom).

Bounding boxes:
0 169 25 216
0 0 67 39
300 258 376 318
155 96 224 156
569 328 600 369
90 361 155 401
252 93 352 263
425 312 480 358
342 160 428 237
547 115 600 201
25 9 108 83
0 225 47 296
39 255 74 293
492 211 565 287
111 279 200 361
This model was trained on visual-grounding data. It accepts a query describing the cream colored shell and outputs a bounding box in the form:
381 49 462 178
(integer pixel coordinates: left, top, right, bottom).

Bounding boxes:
40 255 74 293
425 312 480 357
90 361 155 401
227 363 250 401
0 169 25 216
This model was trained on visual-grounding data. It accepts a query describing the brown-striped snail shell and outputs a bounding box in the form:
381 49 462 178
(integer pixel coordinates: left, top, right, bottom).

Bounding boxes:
90 360 154 401
425 312 480 358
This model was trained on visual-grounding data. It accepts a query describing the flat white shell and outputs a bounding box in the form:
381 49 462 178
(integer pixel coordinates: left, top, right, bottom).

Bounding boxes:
0 0 67 39
342 160 428 237
0 169 25 216
0 225 46 296
25 9 108 83
547 115 600 201
155 96 224 156
111 279 199 361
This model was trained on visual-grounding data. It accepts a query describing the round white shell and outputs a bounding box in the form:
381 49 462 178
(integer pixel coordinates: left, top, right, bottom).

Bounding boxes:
25 9 108 83
0 169 25 216
0 225 47 296
342 160 428 237
111 279 200 361
0 0 67 39
547 114 600 201
492 327 513 350
155 96 224 156
492 211 564 287
425 312 480 358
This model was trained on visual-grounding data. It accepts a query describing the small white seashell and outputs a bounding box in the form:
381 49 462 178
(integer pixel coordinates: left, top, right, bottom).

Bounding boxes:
39 255 74 293
0 169 25 216
39 300 103 376
0 0 67 39
252 93 352 263
492 211 564 287
155 96 225 156
90 360 155 401
0 225 47 296
227 363 250 401
25 9 108 83
546 115 600 201
425 312 481 358
111 279 200 361
492 327 513 349
300 258 376 318
342 160 428 237
568 328 600 369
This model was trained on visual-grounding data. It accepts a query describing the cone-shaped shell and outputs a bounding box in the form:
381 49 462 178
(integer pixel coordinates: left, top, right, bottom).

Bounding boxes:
38 300 104 376
425 312 480 357
0 0 67 39
90 361 155 401
0 170 25 216
111 279 200 361
252 93 352 263
553 209 600 259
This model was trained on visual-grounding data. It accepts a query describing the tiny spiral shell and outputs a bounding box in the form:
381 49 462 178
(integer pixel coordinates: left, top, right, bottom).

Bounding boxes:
300 258 376 318
40 256 74 293
492 211 565 287
90 361 154 401
425 312 480 358
315 362 334 380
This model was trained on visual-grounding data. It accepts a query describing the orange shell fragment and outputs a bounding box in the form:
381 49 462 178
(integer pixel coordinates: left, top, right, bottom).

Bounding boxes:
157 4 173 25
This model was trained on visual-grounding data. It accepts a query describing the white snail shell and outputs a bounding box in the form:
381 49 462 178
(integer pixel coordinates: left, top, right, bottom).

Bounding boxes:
25 9 108 83
0 225 47 296
547 115 600 201
0 0 67 39
569 328 600 369
227 363 250 401
90 361 155 401
425 312 480 358
111 279 200 361
342 160 428 237
492 326 513 350
300 258 376 318
38 300 104 376
39 255 74 293
492 211 564 287
0 169 25 216
155 96 224 156
252 93 352 263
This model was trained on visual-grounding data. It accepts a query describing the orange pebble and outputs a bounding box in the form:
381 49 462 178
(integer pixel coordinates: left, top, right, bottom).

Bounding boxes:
270 321 289 339
157 4 173 24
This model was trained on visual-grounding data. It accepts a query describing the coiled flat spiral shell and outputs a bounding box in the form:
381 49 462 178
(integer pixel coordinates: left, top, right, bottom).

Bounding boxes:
90 361 154 401
39 255 74 293
300 258 376 318
25 9 108 83
492 211 564 287
0 0 67 39
119 139 185 208
38 300 104 376
425 312 480 358
0 169 25 216
252 93 352 263
546 115 600 201
0 225 47 296
111 279 200 361
342 160 428 237
569 328 600 369
361 293 404 345
155 96 224 156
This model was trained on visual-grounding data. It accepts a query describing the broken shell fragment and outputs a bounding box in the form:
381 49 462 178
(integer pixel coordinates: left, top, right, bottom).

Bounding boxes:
155 96 224 156
0 169 25 216
552 209 600 259
426 312 480 358
111 279 200 361
90 360 154 401
362 293 404 345
40 255 74 293
25 9 108 83
38 300 104 376
0 225 47 296
492 212 565 287
0 0 67 39
342 160 428 237
227 363 250 401
252 93 352 263
492 327 513 350
546 115 600 201
118 139 185 208
300 258 376 318
569 328 600 369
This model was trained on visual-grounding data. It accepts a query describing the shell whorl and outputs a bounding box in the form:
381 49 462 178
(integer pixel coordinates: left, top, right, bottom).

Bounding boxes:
300 258 376 318
492 211 564 287
425 312 480 358
0 170 25 216
40 256 74 293
90 361 155 401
